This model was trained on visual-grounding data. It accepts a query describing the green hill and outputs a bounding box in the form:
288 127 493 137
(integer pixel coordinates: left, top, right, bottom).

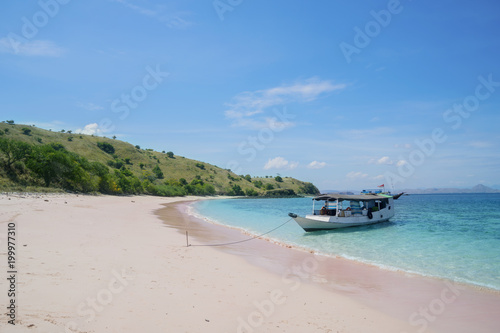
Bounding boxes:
0 122 319 197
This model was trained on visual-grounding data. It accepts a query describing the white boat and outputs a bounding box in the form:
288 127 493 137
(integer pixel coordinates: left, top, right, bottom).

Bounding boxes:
289 191 402 231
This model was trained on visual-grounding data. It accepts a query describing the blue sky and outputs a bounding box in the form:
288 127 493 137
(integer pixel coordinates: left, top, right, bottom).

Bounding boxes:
1 0 499 191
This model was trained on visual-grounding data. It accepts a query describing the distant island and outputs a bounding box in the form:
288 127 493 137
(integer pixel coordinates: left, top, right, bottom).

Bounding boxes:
396 184 500 194
0 122 319 197
322 184 500 195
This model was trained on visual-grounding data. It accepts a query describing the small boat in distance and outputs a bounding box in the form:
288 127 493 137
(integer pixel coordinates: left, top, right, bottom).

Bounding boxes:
289 189 404 232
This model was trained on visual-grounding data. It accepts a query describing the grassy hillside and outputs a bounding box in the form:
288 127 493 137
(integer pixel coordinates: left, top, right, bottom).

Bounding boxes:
0 122 319 196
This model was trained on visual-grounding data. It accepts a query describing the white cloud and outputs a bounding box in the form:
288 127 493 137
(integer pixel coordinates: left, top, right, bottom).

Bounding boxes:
346 171 368 179
226 78 345 117
111 0 193 29
77 102 105 111
76 123 105 136
468 141 493 148
307 161 327 169
264 157 298 170
377 156 393 165
111 0 158 16
0 38 65 57
230 117 295 131
395 143 412 149
339 127 396 140
225 77 345 129
396 160 407 167
164 14 194 29
368 156 393 165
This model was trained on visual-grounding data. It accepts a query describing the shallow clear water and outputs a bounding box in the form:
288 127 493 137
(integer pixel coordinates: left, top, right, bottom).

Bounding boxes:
192 194 500 290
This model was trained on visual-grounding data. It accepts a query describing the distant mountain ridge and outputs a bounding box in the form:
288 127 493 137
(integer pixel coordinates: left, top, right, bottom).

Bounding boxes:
321 184 500 195
399 184 500 194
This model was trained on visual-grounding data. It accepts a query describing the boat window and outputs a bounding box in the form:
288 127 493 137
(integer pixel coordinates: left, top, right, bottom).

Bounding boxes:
379 199 388 210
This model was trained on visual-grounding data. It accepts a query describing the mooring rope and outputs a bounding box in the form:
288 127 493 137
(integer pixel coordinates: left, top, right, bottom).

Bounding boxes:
187 218 293 247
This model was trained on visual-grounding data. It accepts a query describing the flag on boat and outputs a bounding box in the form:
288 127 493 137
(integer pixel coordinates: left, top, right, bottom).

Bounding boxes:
377 184 385 187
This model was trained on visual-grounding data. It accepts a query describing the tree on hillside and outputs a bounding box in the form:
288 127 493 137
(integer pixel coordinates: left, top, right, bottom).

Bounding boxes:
6 120 14 124
22 128 32 136
229 185 245 196
253 180 263 188
166 151 174 158
97 142 115 154
265 183 274 190
152 165 164 179
50 143 65 151
275 176 283 182
0 138 32 170
245 188 258 196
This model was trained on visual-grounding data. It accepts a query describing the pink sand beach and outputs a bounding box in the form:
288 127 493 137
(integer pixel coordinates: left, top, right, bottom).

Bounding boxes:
1 194 498 332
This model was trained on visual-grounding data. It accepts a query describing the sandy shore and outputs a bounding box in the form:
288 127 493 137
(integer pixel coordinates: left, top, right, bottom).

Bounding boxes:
0 194 498 332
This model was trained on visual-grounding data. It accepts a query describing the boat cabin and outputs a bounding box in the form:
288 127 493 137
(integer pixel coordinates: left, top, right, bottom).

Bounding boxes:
312 194 392 217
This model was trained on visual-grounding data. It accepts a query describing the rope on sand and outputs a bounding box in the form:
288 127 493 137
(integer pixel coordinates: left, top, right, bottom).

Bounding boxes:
186 218 293 247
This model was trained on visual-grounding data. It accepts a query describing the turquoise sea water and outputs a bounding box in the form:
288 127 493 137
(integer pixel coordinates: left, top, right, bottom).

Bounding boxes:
191 194 500 290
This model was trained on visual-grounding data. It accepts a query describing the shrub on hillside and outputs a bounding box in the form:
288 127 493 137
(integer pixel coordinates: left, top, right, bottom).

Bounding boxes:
228 184 244 196
50 143 65 151
245 188 258 196
97 142 115 154
264 183 274 190
152 165 164 179
107 159 124 169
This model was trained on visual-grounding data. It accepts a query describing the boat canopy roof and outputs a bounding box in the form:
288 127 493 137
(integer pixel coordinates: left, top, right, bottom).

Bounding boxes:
313 193 391 202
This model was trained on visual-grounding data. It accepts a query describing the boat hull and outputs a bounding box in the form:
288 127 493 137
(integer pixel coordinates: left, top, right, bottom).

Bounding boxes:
291 210 393 231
